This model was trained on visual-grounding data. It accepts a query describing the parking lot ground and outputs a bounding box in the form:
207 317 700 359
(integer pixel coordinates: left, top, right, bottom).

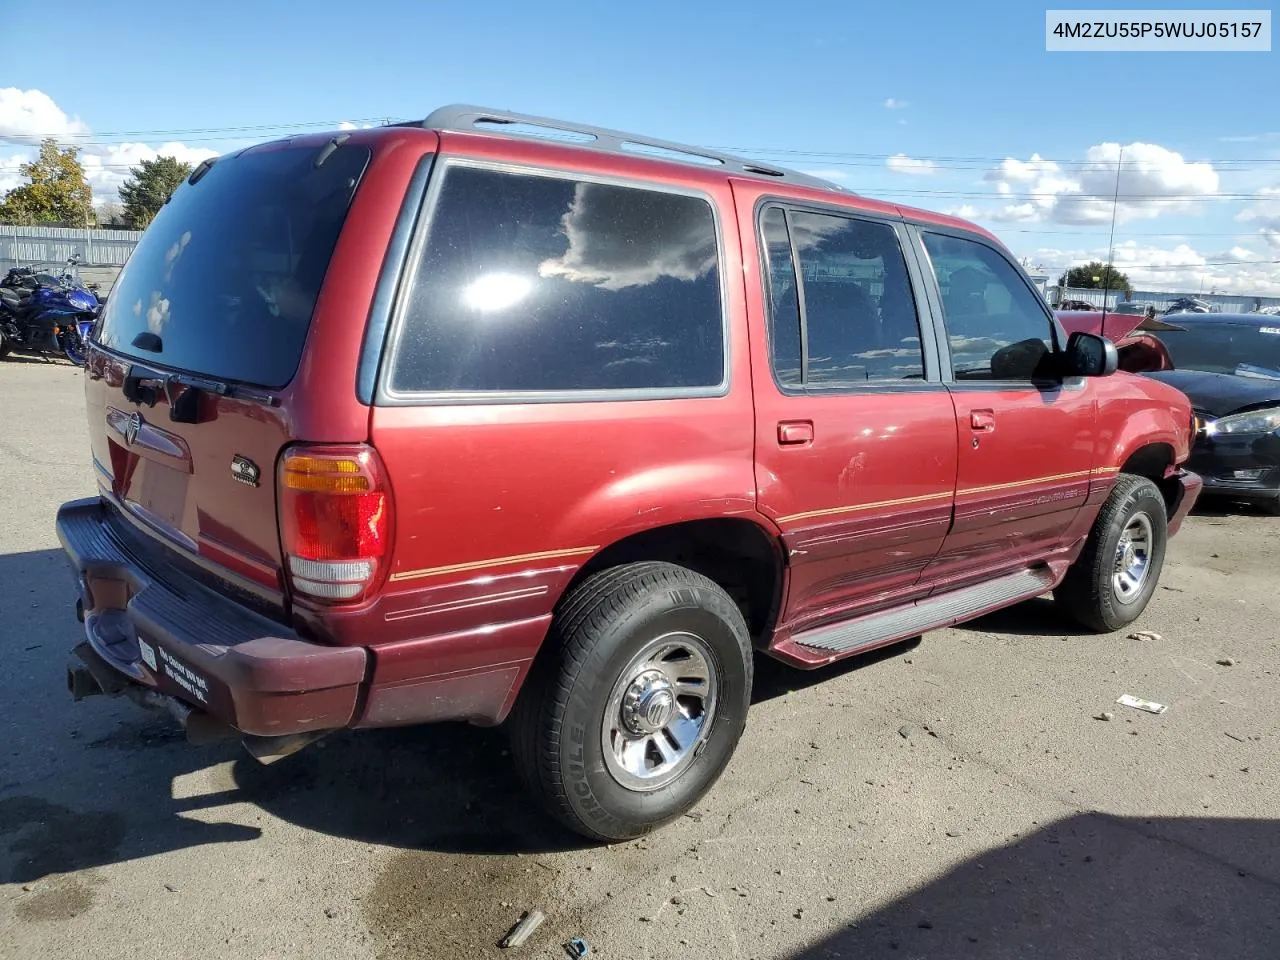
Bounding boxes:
3 360 1279 960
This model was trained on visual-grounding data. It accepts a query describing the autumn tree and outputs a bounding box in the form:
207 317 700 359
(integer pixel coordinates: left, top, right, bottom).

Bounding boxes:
118 156 193 230
1058 261 1132 294
0 139 94 226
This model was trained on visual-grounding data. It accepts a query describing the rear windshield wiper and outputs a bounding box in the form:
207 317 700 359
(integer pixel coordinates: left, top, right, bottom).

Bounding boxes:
123 364 279 422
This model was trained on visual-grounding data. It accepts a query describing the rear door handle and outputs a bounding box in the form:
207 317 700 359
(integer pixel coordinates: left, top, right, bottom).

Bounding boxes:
970 409 996 432
777 420 814 446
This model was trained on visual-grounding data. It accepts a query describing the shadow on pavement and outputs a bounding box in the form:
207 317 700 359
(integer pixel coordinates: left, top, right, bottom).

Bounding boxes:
788 812 1280 959
957 596 1095 639
752 637 921 705
0 546 591 885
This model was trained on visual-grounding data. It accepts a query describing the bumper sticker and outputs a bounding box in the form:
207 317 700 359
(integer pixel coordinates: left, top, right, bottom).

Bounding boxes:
156 647 209 704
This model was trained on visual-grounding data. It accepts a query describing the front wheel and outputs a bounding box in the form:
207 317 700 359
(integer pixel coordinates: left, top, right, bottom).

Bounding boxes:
61 333 86 366
510 561 752 842
1055 474 1169 632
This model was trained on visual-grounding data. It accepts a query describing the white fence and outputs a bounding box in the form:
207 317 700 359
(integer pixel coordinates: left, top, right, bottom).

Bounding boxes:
0 225 141 295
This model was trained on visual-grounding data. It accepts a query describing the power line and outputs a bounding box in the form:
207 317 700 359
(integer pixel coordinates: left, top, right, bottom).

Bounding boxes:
4 120 1280 167
0 117 392 144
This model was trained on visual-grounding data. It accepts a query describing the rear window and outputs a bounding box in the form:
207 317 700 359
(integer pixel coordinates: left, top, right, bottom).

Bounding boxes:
96 143 371 388
386 163 725 396
1152 322 1280 377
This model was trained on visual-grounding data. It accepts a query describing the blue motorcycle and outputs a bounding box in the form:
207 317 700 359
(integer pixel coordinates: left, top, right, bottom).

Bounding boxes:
0 256 101 365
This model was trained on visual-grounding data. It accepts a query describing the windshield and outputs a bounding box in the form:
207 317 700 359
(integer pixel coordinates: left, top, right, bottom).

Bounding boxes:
1151 322 1280 379
96 142 371 388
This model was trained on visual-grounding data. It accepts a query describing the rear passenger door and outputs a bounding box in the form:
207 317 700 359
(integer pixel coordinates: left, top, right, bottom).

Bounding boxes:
735 185 959 634
913 228 1097 586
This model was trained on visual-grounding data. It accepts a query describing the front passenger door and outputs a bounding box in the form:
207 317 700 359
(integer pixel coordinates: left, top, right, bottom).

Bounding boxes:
916 229 1097 587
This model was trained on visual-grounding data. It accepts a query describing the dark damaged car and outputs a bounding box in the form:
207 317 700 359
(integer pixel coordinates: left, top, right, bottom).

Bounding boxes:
1114 313 1280 513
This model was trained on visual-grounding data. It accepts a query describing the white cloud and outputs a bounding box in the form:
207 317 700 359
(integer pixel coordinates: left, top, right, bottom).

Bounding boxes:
984 142 1219 224
1023 239 1280 296
945 204 981 219
0 87 89 143
0 153 26 193
0 90 218 206
1236 185 1280 249
883 98 909 109
886 153 935 176
79 140 219 204
338 120 376 131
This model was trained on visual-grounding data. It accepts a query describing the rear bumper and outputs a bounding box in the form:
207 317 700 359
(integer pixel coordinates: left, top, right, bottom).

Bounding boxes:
56 497 367 737
1166 468 1204 537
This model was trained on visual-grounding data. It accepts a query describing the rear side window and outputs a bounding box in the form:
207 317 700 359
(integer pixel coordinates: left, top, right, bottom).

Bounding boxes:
921 232 1056 382
386 163 725 395
760 206 925 386
97 143 371 388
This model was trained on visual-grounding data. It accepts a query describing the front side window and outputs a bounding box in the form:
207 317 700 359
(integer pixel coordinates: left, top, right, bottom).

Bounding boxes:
760 206 925 386
387 164 725 395
922 232 1056 382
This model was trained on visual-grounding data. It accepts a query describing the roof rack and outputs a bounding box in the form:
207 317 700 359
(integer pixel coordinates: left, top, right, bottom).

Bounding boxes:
396 104 850 194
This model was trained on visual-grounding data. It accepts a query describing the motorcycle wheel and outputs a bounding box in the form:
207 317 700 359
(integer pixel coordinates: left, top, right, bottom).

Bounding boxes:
61 334 85 366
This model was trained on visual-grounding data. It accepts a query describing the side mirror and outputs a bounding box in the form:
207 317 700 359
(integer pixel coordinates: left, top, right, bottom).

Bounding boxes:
1065 331 1118 377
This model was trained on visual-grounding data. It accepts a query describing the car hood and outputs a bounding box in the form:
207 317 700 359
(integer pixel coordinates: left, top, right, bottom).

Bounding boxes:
1145 369 1280 418
1055 311 1145 341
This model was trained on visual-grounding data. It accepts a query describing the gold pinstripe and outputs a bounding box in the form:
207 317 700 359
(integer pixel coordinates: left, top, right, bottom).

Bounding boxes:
389 466 1127 579
958 468 1094 497
777 490 953 525
776 465 1118 527
389 546 600 583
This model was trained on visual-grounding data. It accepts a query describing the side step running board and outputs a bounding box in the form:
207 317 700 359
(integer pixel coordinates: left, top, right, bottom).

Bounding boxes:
793 567 1057 654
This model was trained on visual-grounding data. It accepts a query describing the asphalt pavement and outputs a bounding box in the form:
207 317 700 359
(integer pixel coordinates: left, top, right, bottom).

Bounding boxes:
3 359 1279 960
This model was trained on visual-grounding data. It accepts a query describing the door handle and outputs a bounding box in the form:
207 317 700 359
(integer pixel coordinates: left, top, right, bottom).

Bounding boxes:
970 409 996 432
777 420 814 446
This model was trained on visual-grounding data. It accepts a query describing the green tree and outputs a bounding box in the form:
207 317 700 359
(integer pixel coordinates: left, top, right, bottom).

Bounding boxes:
0 139 95 226
1058 261 1132 294
118 156 193 230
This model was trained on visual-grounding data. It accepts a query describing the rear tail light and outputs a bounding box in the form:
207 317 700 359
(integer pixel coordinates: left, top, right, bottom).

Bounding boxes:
278 444 392 604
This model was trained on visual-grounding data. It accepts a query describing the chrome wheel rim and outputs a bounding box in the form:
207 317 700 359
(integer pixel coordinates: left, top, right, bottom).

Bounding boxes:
601 632 718 792
1113 511 1154 604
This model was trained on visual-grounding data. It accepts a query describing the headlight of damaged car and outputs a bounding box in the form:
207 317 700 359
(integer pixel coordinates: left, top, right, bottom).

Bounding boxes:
1205 407 1280 436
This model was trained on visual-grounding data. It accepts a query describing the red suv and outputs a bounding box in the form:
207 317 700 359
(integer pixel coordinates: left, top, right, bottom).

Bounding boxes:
58 105 1201 841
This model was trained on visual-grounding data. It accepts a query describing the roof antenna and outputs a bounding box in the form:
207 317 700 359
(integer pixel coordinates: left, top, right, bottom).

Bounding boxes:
1100 145 1123 341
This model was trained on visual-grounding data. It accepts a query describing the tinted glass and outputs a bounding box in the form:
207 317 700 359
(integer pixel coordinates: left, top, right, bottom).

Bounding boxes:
1152 321 1280 377
388 164 724 394
761 207 802 385
761 207 924 386
97 144 370 388
923 232 1055 381
790 211 924 383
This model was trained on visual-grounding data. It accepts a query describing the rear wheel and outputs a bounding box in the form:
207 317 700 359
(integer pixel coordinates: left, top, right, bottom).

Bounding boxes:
1055 474 1168 632
510 561 752 841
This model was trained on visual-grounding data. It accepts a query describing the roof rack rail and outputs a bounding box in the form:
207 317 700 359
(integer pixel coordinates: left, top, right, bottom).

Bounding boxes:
397 104 850 194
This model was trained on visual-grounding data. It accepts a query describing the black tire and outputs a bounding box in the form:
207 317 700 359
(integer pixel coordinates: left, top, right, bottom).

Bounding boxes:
1055 474 1168 632
1259 495 1280 517
510 561 752 842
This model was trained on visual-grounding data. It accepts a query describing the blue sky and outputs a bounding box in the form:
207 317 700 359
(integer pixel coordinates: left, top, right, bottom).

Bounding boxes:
2 0 1277 294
